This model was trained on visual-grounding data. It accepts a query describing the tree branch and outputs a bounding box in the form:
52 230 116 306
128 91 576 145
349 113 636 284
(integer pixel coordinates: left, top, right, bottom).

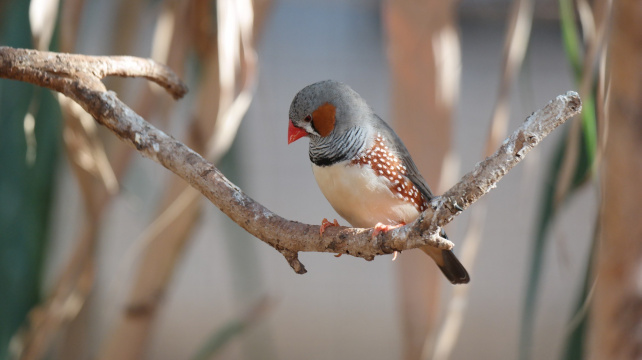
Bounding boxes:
0 47 187 98
0 46 581 274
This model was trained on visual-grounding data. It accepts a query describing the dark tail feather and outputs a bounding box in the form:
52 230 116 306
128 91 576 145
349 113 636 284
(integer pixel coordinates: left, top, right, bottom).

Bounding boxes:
439 249 470 284
420 246 470 284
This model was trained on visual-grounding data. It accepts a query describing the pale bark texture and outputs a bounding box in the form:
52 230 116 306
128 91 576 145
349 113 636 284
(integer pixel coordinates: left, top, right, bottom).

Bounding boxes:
589 1 642 359
384 0 460 358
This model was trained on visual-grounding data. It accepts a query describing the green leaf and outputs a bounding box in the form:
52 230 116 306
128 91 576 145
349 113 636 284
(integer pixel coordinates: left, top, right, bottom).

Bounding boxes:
519 119 595 360
189 297 272 360
559 0 597 169
561 233 596 360
518 0 599 358
190 320 247 360
0 1 62 359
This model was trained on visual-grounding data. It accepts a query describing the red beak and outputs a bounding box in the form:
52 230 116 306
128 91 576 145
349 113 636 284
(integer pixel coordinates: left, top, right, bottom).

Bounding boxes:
288 120 307 144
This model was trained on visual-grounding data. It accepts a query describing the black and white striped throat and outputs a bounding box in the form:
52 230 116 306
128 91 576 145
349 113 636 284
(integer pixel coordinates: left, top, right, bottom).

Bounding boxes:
309 126 367 167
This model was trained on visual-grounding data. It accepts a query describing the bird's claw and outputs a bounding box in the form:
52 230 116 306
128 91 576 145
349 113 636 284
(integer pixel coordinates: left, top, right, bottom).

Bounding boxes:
372 222 405 238
320 218 340 235
371 223 404 261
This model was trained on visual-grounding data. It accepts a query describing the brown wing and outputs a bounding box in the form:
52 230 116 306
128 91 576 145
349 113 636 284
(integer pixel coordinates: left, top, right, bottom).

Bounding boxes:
373 115 470 284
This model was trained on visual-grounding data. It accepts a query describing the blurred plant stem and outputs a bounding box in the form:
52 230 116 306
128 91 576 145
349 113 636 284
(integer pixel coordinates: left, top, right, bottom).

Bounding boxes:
589 0 642 358
519 0 607 357
98 0 262 358
383 0 460 358
190 297 272 360
0 1 61 359
22 0 146 358
432 0 533 358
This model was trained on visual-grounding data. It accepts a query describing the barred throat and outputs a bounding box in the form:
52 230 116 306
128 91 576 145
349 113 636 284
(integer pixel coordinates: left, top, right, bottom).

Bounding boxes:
309 126 366 167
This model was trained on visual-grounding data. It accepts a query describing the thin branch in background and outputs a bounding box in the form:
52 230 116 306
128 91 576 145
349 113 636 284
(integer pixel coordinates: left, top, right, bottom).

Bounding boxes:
20 222 97 360
105 0 147 100
519 1 611 359
428 0 533 358
8 6 185 356
97 0 207 355
189 296 273 360
19 2 188 358
99 0 260 358
60 96 119 201
555 0 611 205
58 0 85 53
0 45 581 273
383 0 461 357
16 3 107 359
551 0 609 290
595 13 610 162
54 1 180 357
558 1 611 358
552 0 589 208
562 276 597 340
209 0 257 162
556 0 612 204
483 0 534 158
28 0 59 51
588 0 642 356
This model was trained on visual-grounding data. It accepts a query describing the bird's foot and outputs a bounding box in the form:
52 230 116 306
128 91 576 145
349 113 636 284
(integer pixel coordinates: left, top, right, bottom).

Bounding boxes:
372 223 405 261
372 222 404 238
320 218 340 236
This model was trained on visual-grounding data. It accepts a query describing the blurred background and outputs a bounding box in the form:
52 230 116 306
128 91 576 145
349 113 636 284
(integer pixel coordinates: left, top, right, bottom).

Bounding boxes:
2 0 631 359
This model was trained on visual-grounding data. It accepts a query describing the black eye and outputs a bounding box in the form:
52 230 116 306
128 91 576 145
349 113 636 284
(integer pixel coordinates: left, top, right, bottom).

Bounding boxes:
304 115 312 122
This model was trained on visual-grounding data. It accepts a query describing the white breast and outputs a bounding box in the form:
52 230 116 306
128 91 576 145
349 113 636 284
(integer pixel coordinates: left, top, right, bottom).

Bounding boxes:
312 162 421 228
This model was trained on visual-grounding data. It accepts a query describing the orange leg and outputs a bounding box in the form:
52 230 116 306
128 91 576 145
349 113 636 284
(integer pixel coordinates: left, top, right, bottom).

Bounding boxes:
372 222 405 238
320 218 342 257
320 218 340 236
372 222 405 261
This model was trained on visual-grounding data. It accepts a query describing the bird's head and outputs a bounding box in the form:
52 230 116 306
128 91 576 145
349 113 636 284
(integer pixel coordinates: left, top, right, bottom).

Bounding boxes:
287 80 370 145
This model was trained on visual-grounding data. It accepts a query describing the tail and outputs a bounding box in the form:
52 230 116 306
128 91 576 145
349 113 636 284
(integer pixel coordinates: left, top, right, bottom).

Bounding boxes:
421 246 470 284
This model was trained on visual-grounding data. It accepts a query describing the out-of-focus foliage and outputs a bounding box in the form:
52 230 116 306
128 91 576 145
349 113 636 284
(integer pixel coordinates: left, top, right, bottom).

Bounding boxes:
519 0 599 359
562 236 596 360
190 297 271 360
519 125 594 360
0 1 62 359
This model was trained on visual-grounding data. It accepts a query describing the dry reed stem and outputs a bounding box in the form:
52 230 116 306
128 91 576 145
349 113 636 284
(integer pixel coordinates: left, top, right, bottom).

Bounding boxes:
384 1 461 356
589 0 642 356
98 1 260 358
429 0 534 358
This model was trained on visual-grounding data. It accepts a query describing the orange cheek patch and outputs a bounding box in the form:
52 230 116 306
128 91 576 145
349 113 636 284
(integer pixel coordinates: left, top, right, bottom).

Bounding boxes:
312 102 336 137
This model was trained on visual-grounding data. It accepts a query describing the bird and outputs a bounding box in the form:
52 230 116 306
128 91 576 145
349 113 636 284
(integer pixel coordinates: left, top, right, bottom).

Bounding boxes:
287 80 470 284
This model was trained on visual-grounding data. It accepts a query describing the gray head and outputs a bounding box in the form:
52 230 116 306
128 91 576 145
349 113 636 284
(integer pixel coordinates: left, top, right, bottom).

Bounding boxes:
288 80 374 166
